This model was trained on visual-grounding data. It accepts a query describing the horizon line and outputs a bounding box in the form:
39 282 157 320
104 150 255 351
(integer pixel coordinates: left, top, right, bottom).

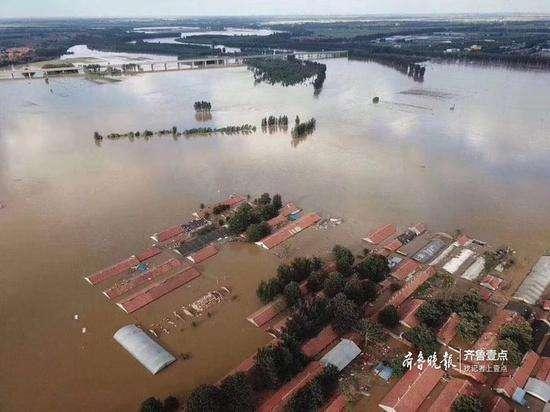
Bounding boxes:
2 12 550 20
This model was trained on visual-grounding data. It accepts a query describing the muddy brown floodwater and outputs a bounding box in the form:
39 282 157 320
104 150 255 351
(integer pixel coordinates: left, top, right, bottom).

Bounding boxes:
1 59 549 411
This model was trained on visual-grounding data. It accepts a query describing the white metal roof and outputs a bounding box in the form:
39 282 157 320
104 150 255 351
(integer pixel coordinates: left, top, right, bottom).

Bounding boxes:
320 338 361 371
113 324 176 374
462 256 485 281
513 256 550 305
443 248 474 274
524 378 550 403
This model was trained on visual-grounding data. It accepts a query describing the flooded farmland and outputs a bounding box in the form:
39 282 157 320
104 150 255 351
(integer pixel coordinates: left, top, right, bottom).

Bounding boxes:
1 58 550 411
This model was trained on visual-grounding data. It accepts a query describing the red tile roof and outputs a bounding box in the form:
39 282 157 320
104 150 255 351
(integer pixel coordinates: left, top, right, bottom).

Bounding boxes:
399 299 425 329
226 195 247 208
379 365 444 412
391 259 421 281
155 224 184 243
117 267 201 313
536 357 550 383
428 378 473 412
456 235 472 246
323 394 348 412
495 351 540 398
259 362 325 412
256 213 322 250
480 275 504 291
384 238 403 253
197 194 247 217
85 255 139 285
478 287 493 302
136 246 162 262
301 325 339 358
247 299 287 327
386 266 436 308
267 203 301 230
363 224 398 245
187 244 218 264
437 313 461 345
267 214 290 230
103 258 186 300
487 396 513 412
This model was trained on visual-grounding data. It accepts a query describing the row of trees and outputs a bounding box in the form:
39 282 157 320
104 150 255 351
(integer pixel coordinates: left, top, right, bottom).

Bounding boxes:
349 50 427 82
94 123 257 142
186 372 254 412
261 115 289 127
183 124 257 136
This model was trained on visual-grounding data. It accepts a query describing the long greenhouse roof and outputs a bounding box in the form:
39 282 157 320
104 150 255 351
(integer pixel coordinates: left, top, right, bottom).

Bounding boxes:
113 324 176 374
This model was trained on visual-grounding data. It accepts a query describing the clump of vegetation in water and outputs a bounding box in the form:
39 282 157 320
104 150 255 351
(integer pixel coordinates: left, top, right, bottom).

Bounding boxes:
183 124 256 135
93 124 256 142
261 115 289 132
194 101 212 112
349 50 426 82
291 118 316 138
247 55 327 93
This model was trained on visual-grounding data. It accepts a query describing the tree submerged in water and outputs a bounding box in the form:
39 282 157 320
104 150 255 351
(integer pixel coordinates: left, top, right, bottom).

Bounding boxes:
247 55 327 94
194 101 212 112
261 115 289 132
291 118 316 138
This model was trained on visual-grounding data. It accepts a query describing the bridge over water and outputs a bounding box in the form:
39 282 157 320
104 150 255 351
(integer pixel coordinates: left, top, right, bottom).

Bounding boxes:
1 50 348 80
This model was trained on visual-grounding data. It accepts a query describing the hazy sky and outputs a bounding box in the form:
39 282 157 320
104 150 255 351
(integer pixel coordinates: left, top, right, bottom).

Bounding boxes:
1 0 549 18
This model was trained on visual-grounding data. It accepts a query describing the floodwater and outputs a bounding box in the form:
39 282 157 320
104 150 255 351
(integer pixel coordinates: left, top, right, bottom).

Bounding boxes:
1 59 550 411
141 38 242 53
61 44 178 64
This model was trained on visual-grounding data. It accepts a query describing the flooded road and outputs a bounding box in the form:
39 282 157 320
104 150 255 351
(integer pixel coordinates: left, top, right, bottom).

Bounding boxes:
1 59 549 411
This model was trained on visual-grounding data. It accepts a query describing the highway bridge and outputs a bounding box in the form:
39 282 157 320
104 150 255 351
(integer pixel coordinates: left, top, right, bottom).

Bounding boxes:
1 50 348 80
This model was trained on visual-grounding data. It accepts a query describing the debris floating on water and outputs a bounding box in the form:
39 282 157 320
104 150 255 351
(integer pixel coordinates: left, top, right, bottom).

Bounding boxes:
317 216 343 230
73 314 79 320
81 327 87 334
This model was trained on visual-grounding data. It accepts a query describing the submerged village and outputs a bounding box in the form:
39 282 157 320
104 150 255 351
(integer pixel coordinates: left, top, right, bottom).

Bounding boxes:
83 190 550 412
75 52 550 412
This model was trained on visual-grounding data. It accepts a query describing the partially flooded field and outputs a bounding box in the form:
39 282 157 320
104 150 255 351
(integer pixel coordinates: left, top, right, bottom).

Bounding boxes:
1 58 549 411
